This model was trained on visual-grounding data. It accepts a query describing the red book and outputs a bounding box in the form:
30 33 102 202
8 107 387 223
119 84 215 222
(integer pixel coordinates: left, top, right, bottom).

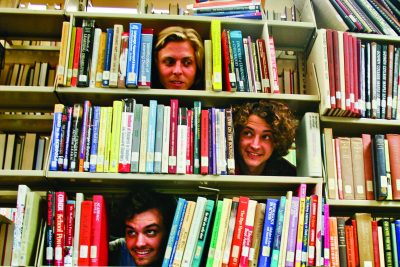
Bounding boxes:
329 217 339 267
54 192 66 266
221 29 235 92
307 194 318 266
371 220 380 267
90 195 108 266
256 38 270 93
193 0 256 9
362 134 375 200
228 196 249 267
268 37 280 94
168 99 179 174
46 191 55 266
71 27 82 87
200 109 209 175
386 134 400 200
345 225 356 267
332 30 342 110
343 32 352 114
186 109 193 174
350 219 360 267
351 35 359 115
64 201 75 265
326 29 337 110
78 200 93 266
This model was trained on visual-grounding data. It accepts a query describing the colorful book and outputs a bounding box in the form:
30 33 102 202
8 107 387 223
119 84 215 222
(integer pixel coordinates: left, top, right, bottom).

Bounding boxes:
154 104 165 173
131 103 143 173
161 106 171 174
126 22 142 88
109 24 123 87
49 104 64 171
77 19 95 87
109 100 123 172
168 99 179 174
102 28 114 87
89 106 101 172
89 195 108 266
146 100 157 173
78 200 93 266
205 200 223 267
118 98 135 172
138 28 154 88
210 20 222 91
229 196 249 266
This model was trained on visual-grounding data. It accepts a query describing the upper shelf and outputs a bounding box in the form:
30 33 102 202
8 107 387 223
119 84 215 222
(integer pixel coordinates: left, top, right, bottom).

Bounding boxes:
55 87 319 115
267 20 316 50
0 8 65 40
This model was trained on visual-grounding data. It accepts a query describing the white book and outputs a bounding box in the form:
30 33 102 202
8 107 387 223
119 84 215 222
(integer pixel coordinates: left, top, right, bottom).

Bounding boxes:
213 198 232 267
11 184 31 266
89 28 102 88
109 24 123 87
377 226 385 267
278 190 292 267
176 107 188 174
161 106 171 174
218 109 227 175
138 106 149 173
72 193 84 266
243 38 254 92
181 196 207 267
38 62 48 86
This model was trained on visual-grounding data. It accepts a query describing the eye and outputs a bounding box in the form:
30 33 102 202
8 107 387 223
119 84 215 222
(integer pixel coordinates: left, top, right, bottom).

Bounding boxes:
183 58 193 67
263 134 272 141
146 229 158 237
125 228 137 238
242 130 253 137
164 58 175 66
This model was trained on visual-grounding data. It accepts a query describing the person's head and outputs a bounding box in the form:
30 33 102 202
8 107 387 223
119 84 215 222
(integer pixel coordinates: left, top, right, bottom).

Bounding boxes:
122 187 176 266
155 26 204 90
233 100 297 175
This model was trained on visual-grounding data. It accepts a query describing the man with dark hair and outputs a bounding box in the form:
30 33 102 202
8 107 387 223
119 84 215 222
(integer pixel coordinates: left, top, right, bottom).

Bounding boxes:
109 187 176 266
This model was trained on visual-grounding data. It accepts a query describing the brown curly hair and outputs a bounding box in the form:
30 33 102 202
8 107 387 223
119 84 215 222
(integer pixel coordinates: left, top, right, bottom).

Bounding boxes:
233 100 297 158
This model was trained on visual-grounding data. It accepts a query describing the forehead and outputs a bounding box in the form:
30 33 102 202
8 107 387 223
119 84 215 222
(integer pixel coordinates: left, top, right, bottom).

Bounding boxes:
126 208 163 228
244 114 272 131
158 40 195 58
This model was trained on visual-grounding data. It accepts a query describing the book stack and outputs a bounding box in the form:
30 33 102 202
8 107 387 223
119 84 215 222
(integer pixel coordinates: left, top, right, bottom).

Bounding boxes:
308 28 400 120
56 20 154 89
328 214 400 267
313 0 400 36
0 132 50 171
0 61 55 87
322 128 400 201
0 212 15 266
187 0 263 20
162 184 326 267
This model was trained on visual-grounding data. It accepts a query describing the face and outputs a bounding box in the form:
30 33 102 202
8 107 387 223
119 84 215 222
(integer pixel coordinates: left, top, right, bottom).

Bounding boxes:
238 114 274 175
125 208 165 266
157 40 197 89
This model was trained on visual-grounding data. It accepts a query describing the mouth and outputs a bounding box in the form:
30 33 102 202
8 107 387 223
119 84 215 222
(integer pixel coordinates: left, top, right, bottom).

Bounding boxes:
246 151 263 159
134 248 152 257
169 81 185 86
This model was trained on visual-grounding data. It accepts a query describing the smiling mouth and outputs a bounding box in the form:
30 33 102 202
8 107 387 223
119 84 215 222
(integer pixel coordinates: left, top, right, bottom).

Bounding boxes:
134 249 152 256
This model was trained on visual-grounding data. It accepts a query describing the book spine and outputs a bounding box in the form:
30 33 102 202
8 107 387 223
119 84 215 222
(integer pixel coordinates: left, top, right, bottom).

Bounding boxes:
373 134 388 200
118 98 135 172
267 36 280 94
193 101 201 174
146 100 158 173
300 197 311 267
138 28 154 88
89 195 108 266
46 191 55 266
96 107 106 172
154 104 164 173
176 107 188 174
78 100 91 172
168 99 179 174
78 201 93 266
89 28 101 88
258 198 279 267
239 199 257 267
200 109 209 175
71 27 82 87
138 106 149 173
161 106 171 173
229 196 249 267
211 20 222 91
77 19 95 87
248 202 266 267
222 197 239 266
205 200 223 267
84 105 93 172
168 202 188 267
230 30 248 92
54 192 66 266
109 24 123 88
391 47 400 119
243 37 254 92
126 22 142 88
117 32 129 88
57 106 68 171
56 21 70 86
72 193 84 266
102 28 114 87
225 107 235 175
50 104 64 171
336 217 348 267
69 104 82 171
256 38 271 93
186 109 193 174
95 32 107 88
380 218 394 266
295 184 307 267
221 29 237 92
89 106 101 172
307 195 318 266
270 196 286 267
251 41 262 93
193 4 261 13
62 106 73 171
103 107 113 172
131 104 143 172
109 100 123 172
285 197 300 267
63 200 75 266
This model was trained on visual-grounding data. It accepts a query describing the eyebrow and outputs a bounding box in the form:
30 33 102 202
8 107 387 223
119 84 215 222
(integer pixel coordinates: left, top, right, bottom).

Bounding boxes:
125 223 161 230
243 126 272 133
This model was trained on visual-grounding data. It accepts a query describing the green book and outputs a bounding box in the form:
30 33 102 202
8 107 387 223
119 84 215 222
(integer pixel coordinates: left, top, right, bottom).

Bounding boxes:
193 101 201 174
205 200 223 267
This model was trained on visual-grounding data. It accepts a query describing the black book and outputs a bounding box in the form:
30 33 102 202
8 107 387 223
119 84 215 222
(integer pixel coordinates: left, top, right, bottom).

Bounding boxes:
371 134 388 200
69 103 82 171
77 19 95 87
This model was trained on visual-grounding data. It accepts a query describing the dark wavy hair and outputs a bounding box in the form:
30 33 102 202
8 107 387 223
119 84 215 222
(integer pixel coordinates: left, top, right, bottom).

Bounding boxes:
232 100 297 158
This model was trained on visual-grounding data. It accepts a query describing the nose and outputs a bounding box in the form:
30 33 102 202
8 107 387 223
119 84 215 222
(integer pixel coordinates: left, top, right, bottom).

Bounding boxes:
173 62 183 75
136 233 146 247
250 135 261 148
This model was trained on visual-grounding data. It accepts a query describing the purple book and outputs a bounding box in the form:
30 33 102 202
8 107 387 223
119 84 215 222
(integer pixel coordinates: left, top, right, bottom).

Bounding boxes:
285 196 300 267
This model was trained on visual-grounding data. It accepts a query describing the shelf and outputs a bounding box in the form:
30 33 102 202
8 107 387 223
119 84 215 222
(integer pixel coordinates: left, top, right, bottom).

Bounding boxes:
350 32 400 43
0 86 58 112
55 87 319 115
327 199 400 216
0 114 53 133
327 199 400 208
267 20 316 50
320 116 400 136
0 170 46 188
5 45 60 51
0 8 65 40
46 171 323 196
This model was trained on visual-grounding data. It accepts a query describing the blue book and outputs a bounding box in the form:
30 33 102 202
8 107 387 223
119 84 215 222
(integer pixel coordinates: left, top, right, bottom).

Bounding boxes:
258 198 279 267
126 22 142 88
270 196 286 267
195 9 260 17
301 197 311 267
102 28 113 87
208 108 213 174
145 100 157 173
192 199 215 267
168 201 188 267
62 106 73 171
162 198 187 267
49 105 64 171
211 108 217 175
79 100 91 171
138 28 154 88
153 104 164 173
89 106 101 172
83 105 93 172
229 30 249 92
130 104 143 172
391 222 399 267
395 219 400 263
286 196 300 266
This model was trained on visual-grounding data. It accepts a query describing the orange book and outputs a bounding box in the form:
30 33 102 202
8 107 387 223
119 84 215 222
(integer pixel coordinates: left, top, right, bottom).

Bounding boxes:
350 219 360 266
54 192 66 266
345 225 356 267
362 134 375 200
200 109 209 175
329 217 339 267
386 134 400 200
78 200 93 266
371 220 380 267
355 213 374 267
71 27 83 87
90 195 108 266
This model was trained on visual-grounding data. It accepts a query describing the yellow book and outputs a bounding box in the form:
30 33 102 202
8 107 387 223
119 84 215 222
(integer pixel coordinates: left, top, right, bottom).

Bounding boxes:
96 107 107 172
95 32 107 88
204 39 212 91
138 106 149 173
210 20 222 91
172 200 196 267
109 101 123 172
56 21 70 86
213 198 232 267
66 26 76 87
103 106 113 172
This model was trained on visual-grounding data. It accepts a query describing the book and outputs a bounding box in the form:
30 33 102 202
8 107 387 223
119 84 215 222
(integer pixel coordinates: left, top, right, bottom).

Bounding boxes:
230 30 248 92
200 109 209 175
307 195 319 266
139 106 149 173
102 28 114 87
109 100 123 172
72 193 84 266
221 29 237 92
206 200 223 267
222 197 239 266
56 21 70 86
192 101 201 174
95 31 107 88
154 104 164 173
379 218 394 267
71 27 83 87
77 19 95 87
131 103 143 173
329 217 339 267
355 213 374 267
138 28 154 88
117 32 129 88
168 99 179 174
50 104 64 171
21 132 36 170
258 198 278 267
54 192 66 266
109 24 123 87
161 106 171 174
338 137 355 200
89 195 108 266
372 134 388 200
126 22 142 88
89 28 101 88
204 39 212 91
69 104 83 171
89 106 101 172
146 100 157 173
240 199 257 267
118 98 135 172
229 196 249 267
285 196 300 267
210 20 222 91
256 38 271 93
214 198 233 267
78 200 93 266
63 200 75 266
270 195 286 267
323 128 338 199
78 100 92 172
248 202 265 267
387 134 400 199
296 112 322 177
336 217 348 267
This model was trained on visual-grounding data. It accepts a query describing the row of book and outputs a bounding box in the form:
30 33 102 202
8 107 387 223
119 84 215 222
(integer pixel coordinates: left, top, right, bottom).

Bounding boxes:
0 62 56 87
0 213 14 266
0 133 49 171
49 99 237 175
322 129 400 201
187 0 263 20
207 20 282 94
165 184 324 267
328 214 400 267
311 29 400 120
56 19 154 89
315 0 400 36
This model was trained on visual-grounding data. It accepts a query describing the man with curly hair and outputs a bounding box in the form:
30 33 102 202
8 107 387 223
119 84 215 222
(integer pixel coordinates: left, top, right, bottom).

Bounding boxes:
233 100 297 176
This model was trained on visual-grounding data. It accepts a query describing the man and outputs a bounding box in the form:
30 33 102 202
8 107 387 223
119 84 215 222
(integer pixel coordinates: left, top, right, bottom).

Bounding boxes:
109 188 176 266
